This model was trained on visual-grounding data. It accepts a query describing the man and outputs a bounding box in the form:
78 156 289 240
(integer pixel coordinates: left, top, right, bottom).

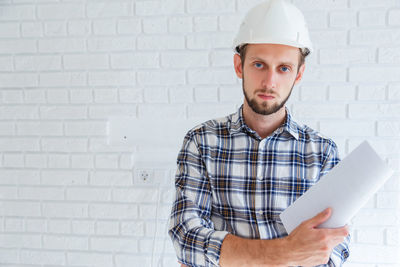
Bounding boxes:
169 0 350 266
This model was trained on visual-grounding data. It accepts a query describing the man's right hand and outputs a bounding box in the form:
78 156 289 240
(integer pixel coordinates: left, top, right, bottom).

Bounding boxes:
283 207 349 266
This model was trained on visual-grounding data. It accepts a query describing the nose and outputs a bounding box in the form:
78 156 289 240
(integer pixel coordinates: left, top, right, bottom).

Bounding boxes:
262 70 277 90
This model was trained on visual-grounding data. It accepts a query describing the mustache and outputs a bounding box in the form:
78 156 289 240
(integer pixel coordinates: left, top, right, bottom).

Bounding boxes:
256 89 277 95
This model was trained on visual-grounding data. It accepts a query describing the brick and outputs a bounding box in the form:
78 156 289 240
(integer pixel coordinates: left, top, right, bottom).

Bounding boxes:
357 227 384 244
44 21 67 36
87 2 133 18
4 218 22 232
96 220 119 235
294 0 347 10
389 9 400 25
219 85 243 103
188 69 239 85
187 103 236 119
48 154 70 168
68 20 91 36
39 38 85 53
303 11 328 29
72 220 95 235
66 187 111 201
25 218 46 233
71 154 94 169
65 121 107 136
89 71 135 86
328 84 356 101
377 192 400 208
161 51 207 68
2 90 24 103
194 86 219 102
38 4 84 19
119 154 134 169
119 88 143 103
349 244 398 263
41 169 88 185
64 54 109 70
43 202 88 218
89 203 138 219
0 186 17 199
70 89 93 104
0 122 15 135
138 70 185 85
19 186 64 200
43 235 88 250
0 233 41 249
0 56 13 71
319 48 375 64
329 10 357 28
388 83 400 100
115 254 151 267
0 5 35 20
135 0 184 16
143 87 169 103
47 89 69 104
95 154 119 169
137 35 185 50
352 209 398 226
15 55 61 71
168 16 192 33
67 252 112 267
20 250 65 265
194 16 218 32
25 89 46 103
187 0 235 13
121 221 145 236
41 137 88 153
25 152 47 168
187 32 234 49
1 201 41 216
111 52 159 69
138 104 185 119
89 170 133 186
350 67 400 82
210 50 234 67
0 23 19 38
17 122 63 136
40 106 87 120
112 188 158 203
303 66 346 82
359 9 386 26
0 170 40 185
0 137 39 152
357 84 386 100
169 86 194 103
299 85 326 101
3 154 23 168
143 17 167 34
350 0 399 8
219 14 241 31
377 121 400 137
379 47 400 64
385 227 399 246
117 18 141 35
93 19 117 35
39 72 86 87
350 29 400 45
0 73 38 87
309 30 347 46
293 103 346 119
89 105 136 119
48 219 70 234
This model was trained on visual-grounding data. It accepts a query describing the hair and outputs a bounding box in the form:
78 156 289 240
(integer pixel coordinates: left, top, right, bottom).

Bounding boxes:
235 44 310 72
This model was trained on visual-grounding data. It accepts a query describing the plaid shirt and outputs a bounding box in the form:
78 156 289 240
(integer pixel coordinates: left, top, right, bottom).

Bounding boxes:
169 105 350 267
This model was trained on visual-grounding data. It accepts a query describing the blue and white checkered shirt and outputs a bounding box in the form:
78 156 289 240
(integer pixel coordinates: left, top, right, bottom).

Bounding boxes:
169 105 350 267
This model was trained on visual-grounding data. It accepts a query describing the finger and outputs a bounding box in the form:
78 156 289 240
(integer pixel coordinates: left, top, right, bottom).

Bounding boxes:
307 207 331 227
321 226 349 237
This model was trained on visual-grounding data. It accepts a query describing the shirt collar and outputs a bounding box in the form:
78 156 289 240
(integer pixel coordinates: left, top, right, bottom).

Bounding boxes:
230 104 299 140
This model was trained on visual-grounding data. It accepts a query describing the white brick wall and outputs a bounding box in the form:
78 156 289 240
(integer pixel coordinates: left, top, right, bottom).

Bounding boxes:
0 0 399 267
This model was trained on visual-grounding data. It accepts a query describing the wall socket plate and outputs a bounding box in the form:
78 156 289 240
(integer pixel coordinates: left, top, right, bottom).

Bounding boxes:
134 169 154 184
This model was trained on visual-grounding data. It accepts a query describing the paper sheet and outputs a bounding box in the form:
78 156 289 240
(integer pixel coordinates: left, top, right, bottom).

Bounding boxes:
279 141 394 234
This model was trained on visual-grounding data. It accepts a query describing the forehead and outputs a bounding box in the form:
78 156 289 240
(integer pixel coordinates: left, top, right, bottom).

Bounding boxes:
245 43 300 63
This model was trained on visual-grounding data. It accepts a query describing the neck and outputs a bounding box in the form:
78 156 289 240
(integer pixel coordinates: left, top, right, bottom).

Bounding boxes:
242 102 286 139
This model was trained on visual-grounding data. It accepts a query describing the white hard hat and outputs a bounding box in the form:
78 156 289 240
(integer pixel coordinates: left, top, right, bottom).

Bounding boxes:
233 0 313 54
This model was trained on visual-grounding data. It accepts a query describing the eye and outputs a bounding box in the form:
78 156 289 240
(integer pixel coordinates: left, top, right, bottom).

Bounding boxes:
254 62 263 69
280 66 291 72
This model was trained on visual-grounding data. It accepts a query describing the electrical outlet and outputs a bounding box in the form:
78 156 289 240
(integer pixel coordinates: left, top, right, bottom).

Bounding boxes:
134 169 154 184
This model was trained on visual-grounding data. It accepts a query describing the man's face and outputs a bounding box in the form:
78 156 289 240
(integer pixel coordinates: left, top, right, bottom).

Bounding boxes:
233 43 305 115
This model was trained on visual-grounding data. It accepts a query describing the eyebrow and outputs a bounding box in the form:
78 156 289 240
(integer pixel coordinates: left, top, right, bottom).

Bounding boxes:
249 56 296 68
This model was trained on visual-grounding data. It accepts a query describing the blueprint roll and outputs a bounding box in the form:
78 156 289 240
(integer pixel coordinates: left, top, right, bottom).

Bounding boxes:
279 140 394 234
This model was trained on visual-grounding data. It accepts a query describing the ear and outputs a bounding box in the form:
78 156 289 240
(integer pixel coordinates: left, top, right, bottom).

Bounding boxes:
233 53 243 79
294 64 305 85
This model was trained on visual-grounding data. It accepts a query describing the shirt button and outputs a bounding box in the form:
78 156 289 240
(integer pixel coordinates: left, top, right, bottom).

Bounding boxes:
257 176 263 181
258 210 264 215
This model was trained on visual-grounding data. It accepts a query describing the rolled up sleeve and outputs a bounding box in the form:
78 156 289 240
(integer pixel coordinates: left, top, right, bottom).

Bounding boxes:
168 130 229 267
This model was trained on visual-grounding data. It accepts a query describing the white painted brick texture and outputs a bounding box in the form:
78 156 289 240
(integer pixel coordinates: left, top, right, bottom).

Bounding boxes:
0 0 399 266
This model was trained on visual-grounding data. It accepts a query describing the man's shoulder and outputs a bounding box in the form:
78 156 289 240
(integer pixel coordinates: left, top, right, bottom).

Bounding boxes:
186 112 234 137
296 122 338 148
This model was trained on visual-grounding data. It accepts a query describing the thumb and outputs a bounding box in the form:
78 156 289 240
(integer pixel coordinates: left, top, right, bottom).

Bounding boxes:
307 207 331 228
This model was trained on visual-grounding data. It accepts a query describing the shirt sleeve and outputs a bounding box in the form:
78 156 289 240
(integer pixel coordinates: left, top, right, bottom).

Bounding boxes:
319 140 351 266
168 130 229 267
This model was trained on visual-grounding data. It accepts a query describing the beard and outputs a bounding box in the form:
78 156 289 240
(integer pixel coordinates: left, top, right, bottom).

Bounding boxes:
242 77 295 116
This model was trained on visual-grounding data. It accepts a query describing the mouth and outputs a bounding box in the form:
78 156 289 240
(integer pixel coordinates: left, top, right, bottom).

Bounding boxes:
257 94 275 100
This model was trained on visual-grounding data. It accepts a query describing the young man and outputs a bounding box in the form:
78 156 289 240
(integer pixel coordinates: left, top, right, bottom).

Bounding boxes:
169 0 350 266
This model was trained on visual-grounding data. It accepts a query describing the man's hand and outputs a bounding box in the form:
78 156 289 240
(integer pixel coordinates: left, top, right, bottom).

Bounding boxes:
283 207 349 266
